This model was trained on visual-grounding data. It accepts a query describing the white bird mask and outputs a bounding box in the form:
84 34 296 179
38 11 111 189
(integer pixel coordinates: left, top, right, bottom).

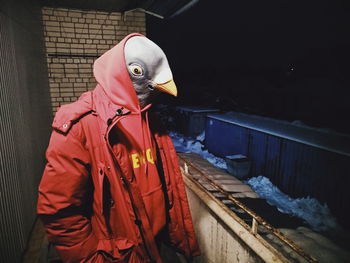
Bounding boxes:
124 36 177 108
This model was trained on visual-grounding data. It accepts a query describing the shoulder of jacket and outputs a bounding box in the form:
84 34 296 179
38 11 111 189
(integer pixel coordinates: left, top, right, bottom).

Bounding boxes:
52 91 94 134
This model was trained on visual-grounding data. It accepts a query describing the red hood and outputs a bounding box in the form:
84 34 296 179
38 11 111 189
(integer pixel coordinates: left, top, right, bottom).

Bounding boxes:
93 33 145 113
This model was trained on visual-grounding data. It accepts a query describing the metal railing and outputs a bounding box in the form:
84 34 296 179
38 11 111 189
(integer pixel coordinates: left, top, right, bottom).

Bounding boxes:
178 154 318 263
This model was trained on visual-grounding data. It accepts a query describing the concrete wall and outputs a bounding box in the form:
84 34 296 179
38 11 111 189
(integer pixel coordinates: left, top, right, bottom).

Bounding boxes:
41 7 146 114
185 187 263 263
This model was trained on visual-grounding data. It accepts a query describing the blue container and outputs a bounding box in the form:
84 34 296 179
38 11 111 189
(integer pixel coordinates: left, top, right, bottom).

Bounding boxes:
175 106 219 138
205 117 249 157
205 112 350 228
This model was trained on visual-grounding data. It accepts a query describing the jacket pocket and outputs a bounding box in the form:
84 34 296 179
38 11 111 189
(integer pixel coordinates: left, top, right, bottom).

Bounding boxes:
93 238 135 262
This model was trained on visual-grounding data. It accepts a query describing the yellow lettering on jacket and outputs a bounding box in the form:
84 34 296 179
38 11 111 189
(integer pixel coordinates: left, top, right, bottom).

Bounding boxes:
146 148 154 164
131 153 140 168
131 148 155 168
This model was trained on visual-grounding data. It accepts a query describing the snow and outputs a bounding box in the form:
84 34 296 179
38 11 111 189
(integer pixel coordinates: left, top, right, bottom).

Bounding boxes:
170 131 340 233
245 176 339 232
226 154 247 159
170 131 227 170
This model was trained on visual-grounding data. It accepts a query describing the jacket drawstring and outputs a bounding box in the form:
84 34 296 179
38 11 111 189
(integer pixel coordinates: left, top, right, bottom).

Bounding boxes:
140 106 153 177
138 111 146 177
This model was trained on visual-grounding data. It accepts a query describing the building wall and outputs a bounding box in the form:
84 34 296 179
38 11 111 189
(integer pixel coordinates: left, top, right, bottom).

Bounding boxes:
41 7 146 114
0 0 52 261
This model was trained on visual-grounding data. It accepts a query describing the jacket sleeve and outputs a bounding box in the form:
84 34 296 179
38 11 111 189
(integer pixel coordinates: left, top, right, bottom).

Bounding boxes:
37 123 98 262
163 135 201 259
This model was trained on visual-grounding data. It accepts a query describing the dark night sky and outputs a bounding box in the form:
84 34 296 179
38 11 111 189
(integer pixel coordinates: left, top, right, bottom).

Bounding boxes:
147 0 350 134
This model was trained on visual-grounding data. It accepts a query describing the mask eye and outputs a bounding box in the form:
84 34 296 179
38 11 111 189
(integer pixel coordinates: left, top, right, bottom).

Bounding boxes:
129 64 143 76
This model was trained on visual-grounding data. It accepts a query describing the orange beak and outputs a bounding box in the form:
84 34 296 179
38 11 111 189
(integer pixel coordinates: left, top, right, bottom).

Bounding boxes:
155 79 177 97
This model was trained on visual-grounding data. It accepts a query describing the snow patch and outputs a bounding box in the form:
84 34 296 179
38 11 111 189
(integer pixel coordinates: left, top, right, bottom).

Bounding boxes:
246 176 339 232
170 131 227 170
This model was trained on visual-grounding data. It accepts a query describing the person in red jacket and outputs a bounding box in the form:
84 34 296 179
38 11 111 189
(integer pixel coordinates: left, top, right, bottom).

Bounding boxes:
37 33 200 263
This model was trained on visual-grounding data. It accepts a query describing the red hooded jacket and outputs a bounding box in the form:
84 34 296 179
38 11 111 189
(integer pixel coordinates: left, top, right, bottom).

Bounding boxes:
37 33 200 262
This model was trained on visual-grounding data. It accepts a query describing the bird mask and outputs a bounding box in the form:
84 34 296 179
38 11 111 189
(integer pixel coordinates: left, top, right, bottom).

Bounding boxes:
124 36 177 108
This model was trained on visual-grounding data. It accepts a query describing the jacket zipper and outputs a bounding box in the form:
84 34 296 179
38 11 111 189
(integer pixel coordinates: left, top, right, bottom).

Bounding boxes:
104 112 155 262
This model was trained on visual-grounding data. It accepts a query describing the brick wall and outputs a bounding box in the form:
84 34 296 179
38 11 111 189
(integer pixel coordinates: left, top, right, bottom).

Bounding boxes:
42 7 146 114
